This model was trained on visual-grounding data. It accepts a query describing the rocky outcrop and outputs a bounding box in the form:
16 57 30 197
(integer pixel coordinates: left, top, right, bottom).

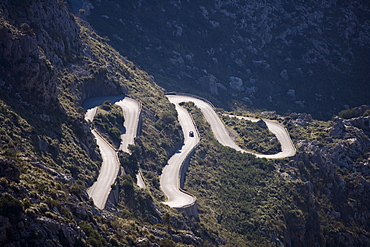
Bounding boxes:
0 0 82 106
0 22 58 106
291 114 370 246
290 112 313 126
229 76 244 92
0 0 125 108
88 0 370 117
348 116 370 132
257 119 267 129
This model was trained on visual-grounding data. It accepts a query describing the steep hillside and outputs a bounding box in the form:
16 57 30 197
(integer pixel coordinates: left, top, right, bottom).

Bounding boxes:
87 0 370 119
182 103 370 246
0 0 204 246
1 0 369 246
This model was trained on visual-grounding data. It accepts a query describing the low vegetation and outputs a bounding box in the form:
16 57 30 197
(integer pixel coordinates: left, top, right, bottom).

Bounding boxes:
1 0 369 246
93 101 124 148
178 103 370 246
180 103 301 245
221 115 281 154
0 5 199 245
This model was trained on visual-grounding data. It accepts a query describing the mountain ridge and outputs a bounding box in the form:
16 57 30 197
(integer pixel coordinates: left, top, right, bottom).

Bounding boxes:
87 0 370 119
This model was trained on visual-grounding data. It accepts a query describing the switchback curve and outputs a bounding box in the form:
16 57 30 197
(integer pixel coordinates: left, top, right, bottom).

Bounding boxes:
84 96 141 209
161 94 296 209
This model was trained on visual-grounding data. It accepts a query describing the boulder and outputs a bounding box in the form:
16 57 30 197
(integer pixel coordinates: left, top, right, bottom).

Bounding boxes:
287 89 296 100
229 76 244 92
348 116 370 131
280 69 289 80
257 119 267 129
329 117 346 138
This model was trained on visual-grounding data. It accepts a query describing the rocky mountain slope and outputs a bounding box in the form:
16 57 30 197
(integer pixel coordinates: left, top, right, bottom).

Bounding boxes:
0 0 201 246
181 103 370 246
0 0 369 246
285 108 370 246
87 0 370 119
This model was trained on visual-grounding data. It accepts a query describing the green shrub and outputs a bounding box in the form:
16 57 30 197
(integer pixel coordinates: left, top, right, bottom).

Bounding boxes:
93 104 124 147
109 237 120 246
338 108 359 119
25 207 38 219
363 110 370 116
79 222 107 247
108 127 121 142
158 238 176 247
0 193 23 223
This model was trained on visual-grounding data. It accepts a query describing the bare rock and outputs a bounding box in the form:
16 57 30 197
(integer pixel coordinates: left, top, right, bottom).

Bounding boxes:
34 216 84 246
348 116 370 132
0 0 82 107
280 69 289 80
229 76 244 92
329 117 346 138
257 119 267 129
136 237 150 246
172 233 202 245
291 113 313 126
287 89 296 100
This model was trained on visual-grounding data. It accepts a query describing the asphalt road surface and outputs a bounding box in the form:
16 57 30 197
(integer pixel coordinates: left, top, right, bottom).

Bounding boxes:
160 96 199 208
115 98 141 153
168 95 295 158
86 129 120 209
84 96 143 209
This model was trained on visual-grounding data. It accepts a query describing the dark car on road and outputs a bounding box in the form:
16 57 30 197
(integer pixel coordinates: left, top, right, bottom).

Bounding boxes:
189 131 194 137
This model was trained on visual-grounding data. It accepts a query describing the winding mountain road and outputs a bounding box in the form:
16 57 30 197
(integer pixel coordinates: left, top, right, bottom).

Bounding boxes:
228 115 296 159
167 95 295 158
160 97 200 208
161 94 296 208
85 129 119 209
84 96 142 209
84 94 295 210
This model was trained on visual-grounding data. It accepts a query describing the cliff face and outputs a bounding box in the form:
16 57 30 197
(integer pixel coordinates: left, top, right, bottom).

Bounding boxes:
0 0 127 108
0 0 82 106
286 110 370 246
